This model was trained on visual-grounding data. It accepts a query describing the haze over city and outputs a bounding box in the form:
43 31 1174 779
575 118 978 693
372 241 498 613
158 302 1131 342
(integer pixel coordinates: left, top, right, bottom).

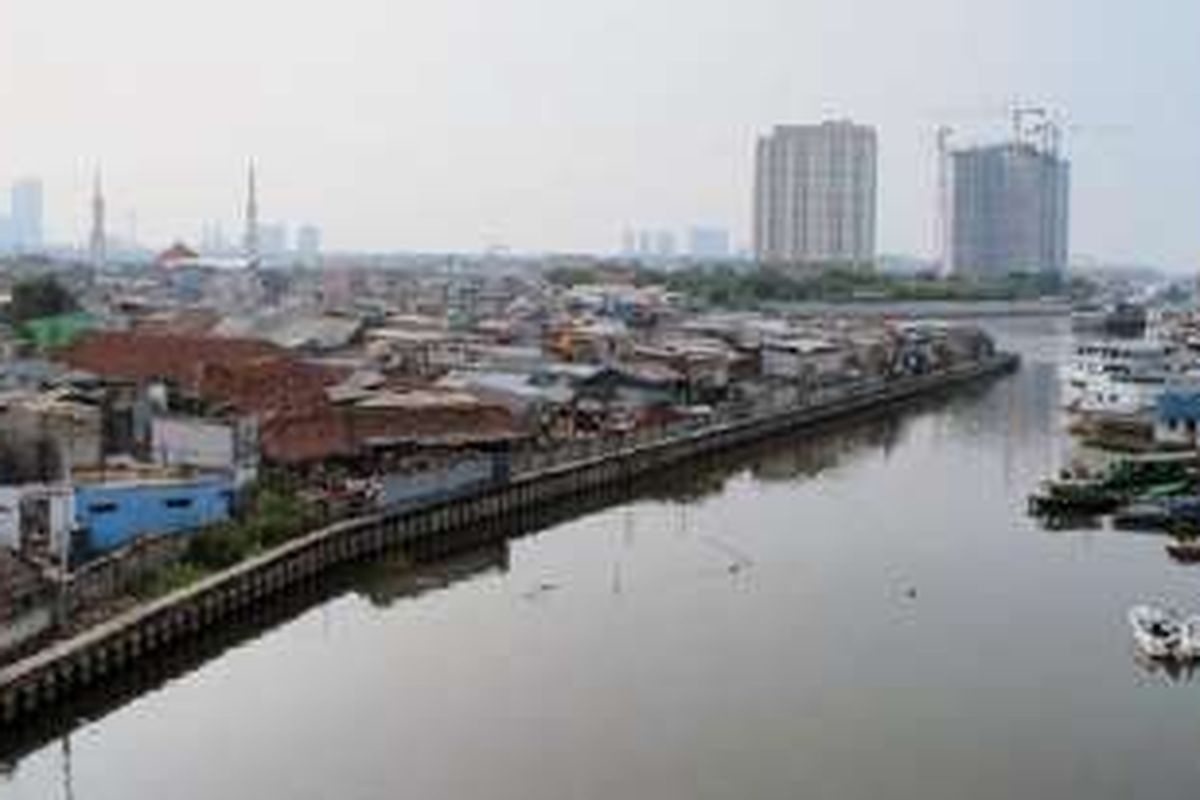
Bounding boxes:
0 0 1196 263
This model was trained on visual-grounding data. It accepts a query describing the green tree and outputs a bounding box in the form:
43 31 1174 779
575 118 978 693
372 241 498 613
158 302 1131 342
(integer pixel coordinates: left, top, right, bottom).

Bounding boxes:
10 276 78 325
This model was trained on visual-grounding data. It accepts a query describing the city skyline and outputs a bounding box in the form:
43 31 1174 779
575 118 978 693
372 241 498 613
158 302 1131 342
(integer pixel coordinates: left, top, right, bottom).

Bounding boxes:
1 0 1196 267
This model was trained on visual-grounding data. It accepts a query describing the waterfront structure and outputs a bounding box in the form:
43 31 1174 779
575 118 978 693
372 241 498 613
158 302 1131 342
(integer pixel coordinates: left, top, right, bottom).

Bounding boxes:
753 121 877 268
10 179 44 253
943 141 1070 278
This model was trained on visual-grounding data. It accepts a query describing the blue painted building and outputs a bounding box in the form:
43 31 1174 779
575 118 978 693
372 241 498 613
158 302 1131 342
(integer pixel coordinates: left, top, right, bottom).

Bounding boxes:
75 477 235 554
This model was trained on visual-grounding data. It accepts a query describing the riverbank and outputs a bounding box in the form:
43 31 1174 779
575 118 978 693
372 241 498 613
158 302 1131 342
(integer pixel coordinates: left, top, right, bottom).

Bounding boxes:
0 354 1018 725
769 298 1070 319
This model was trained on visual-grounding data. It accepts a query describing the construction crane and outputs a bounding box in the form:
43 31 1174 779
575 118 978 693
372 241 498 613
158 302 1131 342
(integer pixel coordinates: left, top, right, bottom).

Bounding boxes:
1011 106 1047 146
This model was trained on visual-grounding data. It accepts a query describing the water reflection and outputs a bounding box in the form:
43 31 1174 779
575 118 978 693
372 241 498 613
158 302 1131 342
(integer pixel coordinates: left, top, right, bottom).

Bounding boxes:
1132 650 1200 684
356 543 511 609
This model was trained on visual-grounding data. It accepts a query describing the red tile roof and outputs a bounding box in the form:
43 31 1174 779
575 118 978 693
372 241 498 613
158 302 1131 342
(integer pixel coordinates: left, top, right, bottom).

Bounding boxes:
62 332 352 463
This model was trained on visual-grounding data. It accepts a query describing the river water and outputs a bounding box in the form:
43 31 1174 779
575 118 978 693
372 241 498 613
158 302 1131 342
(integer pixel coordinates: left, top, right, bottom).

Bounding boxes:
5 316 1200 799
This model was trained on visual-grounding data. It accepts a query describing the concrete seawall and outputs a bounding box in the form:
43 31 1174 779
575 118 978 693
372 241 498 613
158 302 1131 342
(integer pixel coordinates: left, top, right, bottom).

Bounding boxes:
0 354 1018 725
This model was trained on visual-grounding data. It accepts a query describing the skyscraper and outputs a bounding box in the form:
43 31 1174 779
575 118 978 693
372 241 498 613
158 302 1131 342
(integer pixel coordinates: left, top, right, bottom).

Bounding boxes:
943 141 1070 278
10 179 44 253
753 121 877 267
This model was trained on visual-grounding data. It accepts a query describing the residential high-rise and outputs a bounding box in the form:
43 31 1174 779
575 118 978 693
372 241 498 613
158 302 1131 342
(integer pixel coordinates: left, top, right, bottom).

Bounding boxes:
10 179 44 253
753 121 877 267
943 140 1070 278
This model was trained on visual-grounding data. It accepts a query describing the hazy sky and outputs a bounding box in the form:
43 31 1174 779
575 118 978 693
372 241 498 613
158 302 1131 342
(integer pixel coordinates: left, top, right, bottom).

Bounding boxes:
0 0 1195 264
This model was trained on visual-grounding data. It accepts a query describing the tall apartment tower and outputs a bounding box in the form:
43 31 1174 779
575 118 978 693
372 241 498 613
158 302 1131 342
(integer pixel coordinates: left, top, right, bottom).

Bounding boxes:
944 141 1070 278
753 121 877 268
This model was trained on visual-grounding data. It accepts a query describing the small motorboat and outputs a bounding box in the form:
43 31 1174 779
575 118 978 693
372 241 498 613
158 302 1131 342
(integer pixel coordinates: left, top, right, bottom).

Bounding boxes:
1129 605 1183 659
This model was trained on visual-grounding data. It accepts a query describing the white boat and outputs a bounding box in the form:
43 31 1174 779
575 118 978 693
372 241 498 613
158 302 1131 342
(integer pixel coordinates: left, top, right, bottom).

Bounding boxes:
1179 616 1200 660
1064 341 1195 416
1128 605 1184 659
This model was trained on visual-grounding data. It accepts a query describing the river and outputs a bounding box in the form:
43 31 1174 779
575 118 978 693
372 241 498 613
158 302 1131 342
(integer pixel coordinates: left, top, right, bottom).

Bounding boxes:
4 316 1200 799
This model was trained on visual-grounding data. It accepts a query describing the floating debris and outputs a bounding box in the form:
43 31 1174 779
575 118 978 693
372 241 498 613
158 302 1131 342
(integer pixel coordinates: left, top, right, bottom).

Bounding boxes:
520 581 560 601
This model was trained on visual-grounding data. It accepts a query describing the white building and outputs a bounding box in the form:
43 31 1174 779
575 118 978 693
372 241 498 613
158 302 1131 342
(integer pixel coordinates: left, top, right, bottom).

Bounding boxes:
753 121 877 267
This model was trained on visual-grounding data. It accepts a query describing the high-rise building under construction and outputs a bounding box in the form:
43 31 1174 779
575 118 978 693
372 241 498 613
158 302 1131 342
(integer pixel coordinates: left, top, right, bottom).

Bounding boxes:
942 136 1070 278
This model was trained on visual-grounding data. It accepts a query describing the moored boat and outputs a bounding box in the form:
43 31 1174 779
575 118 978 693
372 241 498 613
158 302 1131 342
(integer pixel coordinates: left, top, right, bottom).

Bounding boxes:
1129 605 1183 659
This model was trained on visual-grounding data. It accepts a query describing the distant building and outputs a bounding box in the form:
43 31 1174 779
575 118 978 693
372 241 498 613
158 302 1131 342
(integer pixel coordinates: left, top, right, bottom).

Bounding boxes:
943 141 1070 278
259 222 288 256
200 221 230 255
296 224 322 264
10 179 44 253
620 228 636 256
636 230 654 257
654 230 676 258
687 226 730 259
753 121 877 267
